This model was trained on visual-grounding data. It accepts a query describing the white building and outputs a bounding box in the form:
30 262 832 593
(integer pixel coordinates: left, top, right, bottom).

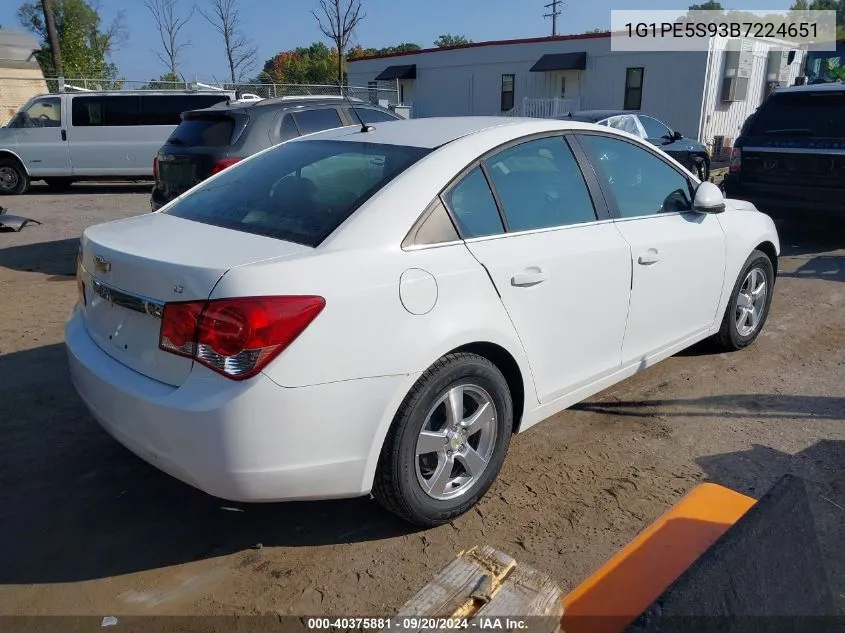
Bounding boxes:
348 32 805 154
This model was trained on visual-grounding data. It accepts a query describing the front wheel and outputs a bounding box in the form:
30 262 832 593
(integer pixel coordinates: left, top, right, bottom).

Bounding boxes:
0 158 29 195
713 249 775 351
373 352 513 526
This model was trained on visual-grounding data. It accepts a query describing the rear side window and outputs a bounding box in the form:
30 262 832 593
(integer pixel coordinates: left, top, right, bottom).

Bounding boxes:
167 115 234 147
356 108 399 123
748 91 845 138
484 136 597 231
163 139 430 246
280 114 299 141
140 95 228 126
443 167 504 238
72 96 140 126
293 108 343 135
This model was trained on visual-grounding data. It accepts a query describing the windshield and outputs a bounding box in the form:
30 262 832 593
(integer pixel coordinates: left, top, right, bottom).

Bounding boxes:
804 44 845 84
748 91 845 138
8 96 62 129
163 139 430 246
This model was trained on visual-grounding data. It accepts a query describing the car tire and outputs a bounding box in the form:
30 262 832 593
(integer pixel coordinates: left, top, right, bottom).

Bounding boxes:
373 352 513 527
0 157 30 195
44 177 74 190
713 249 775 351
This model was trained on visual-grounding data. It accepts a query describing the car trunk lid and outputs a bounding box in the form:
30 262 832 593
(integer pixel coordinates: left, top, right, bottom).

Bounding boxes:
78 213 310 386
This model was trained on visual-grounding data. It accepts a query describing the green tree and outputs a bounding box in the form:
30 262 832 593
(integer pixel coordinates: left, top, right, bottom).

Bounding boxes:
257 42 339 85
141 72 183 89
347 42 420 59
433 34 472 47
17 0 125 84
688 1 724 9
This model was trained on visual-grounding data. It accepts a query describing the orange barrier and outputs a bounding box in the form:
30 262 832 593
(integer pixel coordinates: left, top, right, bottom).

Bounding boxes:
561 483 756 633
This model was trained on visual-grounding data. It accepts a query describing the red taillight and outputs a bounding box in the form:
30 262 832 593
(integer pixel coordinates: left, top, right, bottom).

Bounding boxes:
728 147 741 174
153 156 159 181
158 296 325 380
210 157 242 175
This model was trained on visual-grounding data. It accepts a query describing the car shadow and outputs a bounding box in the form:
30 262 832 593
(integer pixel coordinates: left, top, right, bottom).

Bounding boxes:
0 237 79 276
26 182 153 196
0 343 419 585
573 393 845 421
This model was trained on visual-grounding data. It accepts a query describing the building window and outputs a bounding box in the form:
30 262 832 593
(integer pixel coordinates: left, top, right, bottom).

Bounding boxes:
560 76 566 98
624 67 644 110
501 74 515 111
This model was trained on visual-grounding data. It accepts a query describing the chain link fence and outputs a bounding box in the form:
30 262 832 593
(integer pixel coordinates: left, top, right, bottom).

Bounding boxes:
32 77 400 106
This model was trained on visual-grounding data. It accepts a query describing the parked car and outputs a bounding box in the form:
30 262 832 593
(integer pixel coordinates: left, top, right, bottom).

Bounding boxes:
0 90 234 194
150 95 403 211
68 116 779 526
723 83 845 218
555 110 711 180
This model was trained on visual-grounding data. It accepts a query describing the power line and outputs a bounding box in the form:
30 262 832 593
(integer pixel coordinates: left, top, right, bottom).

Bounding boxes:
544 0 563 37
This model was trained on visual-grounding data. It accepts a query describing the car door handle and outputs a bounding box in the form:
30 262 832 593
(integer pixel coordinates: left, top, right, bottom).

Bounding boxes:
637 248 661 265
511 267 547 287
61 129 67 141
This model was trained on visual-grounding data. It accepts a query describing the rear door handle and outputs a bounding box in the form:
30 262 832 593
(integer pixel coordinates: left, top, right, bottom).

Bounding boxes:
61 129 67 141
511 267 547 287
637 248 661 265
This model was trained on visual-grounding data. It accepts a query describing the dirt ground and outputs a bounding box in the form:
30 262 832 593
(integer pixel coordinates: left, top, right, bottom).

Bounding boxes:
1 183 844 618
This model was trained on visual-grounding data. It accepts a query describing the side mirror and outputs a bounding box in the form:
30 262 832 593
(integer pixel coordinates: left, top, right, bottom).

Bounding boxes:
672 130 684 141
693 181 726 214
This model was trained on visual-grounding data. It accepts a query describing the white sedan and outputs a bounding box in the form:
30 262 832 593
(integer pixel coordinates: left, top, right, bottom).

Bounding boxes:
66 116 779 526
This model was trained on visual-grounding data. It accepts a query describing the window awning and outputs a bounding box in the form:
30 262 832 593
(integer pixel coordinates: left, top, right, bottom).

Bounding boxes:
529 52 587 72
374 64 417 81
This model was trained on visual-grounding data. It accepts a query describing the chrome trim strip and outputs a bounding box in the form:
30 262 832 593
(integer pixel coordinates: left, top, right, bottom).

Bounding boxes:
744 146 845 155
79 265 165 319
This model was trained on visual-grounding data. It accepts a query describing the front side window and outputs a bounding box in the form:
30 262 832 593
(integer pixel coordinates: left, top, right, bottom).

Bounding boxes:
443 167 504 238
579 134 692 218
164 139 430 246
292 108 343 135
10 97 61 128
484 136 597 232
624 67 644 110
501 74 515 111
638 115 672 140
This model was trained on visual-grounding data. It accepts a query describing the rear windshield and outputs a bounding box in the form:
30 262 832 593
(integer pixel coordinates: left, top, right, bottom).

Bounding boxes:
163 139 430 246
748 91 845 138
167 115 235 147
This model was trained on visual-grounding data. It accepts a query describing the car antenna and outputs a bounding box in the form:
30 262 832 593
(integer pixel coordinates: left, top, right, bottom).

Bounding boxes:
341 84 374 133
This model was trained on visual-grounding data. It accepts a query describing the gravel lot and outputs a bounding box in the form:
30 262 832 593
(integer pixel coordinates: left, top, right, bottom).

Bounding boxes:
1 183 843 617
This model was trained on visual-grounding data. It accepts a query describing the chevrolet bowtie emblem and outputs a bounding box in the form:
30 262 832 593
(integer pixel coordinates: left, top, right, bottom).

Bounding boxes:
94 255 111 274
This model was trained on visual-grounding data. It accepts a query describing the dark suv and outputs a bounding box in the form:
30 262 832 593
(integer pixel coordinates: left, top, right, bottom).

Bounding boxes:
150 96 402 211
723 84 845 218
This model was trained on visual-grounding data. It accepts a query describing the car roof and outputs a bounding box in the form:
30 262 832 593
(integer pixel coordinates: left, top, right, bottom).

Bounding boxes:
556 109 632 122
291 116 599 149
774 82 845 94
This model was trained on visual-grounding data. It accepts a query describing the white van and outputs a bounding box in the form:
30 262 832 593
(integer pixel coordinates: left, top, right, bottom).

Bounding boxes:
0 90 234 194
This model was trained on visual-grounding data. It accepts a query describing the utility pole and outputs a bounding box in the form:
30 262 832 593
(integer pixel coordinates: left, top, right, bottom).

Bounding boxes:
41 0 62 76
544 0 562 37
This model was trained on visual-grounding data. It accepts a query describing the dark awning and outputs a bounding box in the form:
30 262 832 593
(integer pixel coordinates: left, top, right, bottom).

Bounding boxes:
529 52 587 72
374 64 417 81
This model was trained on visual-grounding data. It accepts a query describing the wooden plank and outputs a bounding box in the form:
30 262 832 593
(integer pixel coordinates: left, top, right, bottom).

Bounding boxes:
382 545 562 633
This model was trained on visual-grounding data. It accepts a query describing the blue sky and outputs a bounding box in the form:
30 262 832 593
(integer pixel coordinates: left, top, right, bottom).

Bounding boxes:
1 0 794 82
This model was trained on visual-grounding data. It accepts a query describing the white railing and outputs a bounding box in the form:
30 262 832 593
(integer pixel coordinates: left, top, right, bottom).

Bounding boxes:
505 97 581 118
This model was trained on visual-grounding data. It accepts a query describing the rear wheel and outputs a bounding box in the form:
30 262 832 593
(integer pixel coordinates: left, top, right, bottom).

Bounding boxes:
0 158 29 195
373 352 513 526
713 249 775 351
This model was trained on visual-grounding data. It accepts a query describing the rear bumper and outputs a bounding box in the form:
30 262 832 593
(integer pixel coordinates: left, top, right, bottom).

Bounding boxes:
65 305 410 502
723 175 845 217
